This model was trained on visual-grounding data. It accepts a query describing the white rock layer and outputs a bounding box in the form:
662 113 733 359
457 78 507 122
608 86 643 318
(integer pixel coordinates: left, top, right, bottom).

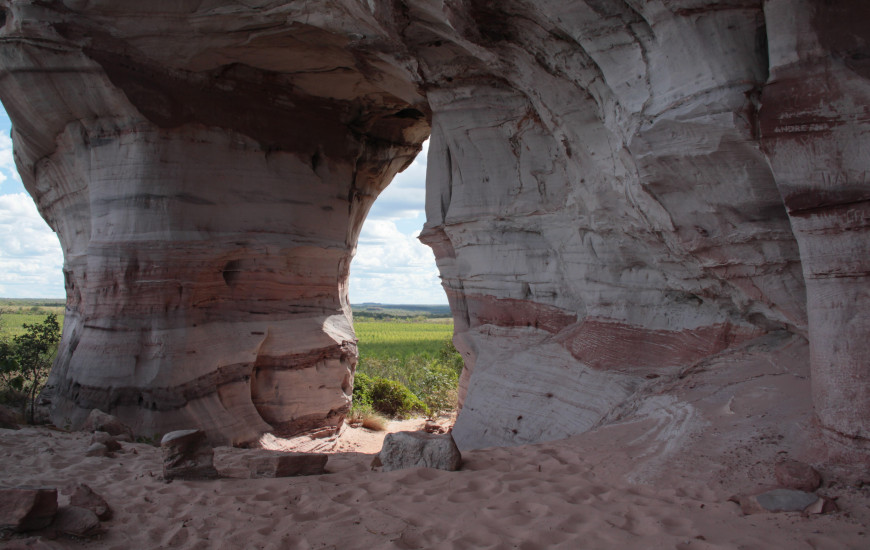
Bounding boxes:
0 0 867 463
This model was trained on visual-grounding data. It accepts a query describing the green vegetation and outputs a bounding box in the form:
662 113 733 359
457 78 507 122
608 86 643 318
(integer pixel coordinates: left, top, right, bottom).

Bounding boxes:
0 312 61 422
351 311 463 420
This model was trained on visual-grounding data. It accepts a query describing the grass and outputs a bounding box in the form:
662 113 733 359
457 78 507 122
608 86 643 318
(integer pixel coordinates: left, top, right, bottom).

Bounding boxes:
353 318 462 417
354 319 454 361
0 312 66 337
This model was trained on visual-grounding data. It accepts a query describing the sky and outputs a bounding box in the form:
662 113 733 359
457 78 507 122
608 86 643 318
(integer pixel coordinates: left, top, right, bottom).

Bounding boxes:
0 104 446 304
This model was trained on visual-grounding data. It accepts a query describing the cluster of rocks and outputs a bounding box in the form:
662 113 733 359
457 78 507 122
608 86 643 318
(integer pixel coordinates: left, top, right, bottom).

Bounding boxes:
3 408 464 543
731 459 837 516
0 484 109 539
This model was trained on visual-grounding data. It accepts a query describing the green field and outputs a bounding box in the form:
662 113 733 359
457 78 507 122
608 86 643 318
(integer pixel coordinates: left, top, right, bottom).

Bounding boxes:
354 319 454 360
0 312 65 337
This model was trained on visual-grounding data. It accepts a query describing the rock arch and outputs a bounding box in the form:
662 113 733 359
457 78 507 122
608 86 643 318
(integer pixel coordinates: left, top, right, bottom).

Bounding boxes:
0 1 867 463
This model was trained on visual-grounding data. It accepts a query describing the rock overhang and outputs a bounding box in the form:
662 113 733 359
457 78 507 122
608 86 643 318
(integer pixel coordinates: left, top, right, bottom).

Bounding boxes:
0 1 866 466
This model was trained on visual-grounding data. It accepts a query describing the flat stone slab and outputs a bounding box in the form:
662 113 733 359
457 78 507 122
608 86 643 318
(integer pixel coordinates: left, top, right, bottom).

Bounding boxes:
247 450 328 478
756 489 820 512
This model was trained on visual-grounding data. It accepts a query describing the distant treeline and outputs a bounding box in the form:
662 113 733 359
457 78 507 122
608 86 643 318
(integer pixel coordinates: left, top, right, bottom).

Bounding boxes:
352 303 452 320
0 299 453 320
0 298 66 308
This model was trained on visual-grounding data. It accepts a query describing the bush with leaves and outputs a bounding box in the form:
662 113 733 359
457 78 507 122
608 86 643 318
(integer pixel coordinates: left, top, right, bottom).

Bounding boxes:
0 313 60 423
352 371 430 418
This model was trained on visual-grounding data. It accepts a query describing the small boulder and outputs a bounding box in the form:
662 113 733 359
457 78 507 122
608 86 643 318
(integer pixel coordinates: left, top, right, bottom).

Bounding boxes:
377 431 462 473
90 431 121 452
423 420 446 434
161 429 218 480
248 451 328 478
51 506 102 538
775 459 821 492
69 484 111 521
80 410 133 439
733 489 820 515
0 487 58 532
84 443 108 458
0 405 22 430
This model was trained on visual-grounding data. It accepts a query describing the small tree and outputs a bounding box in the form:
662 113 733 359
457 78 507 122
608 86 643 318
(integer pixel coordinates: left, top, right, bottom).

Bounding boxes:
0 314 60 422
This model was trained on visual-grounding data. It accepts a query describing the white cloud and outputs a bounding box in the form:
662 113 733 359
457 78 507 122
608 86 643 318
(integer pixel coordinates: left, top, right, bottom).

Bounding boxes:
350 140 447 304
365 140 428 222
0 131 22 189
0 193 65 298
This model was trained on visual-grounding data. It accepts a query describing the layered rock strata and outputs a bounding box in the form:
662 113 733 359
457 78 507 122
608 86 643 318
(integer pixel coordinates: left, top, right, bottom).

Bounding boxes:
0 0 867 461
0 0 428 444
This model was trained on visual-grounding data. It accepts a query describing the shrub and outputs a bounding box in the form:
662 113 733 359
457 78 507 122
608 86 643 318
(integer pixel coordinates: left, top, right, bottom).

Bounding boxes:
369 377 429 418
353 371 429 419
0 313 61 423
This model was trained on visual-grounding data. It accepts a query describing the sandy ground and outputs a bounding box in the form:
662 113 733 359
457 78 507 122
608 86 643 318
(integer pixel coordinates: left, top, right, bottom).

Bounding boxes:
2 333 869 549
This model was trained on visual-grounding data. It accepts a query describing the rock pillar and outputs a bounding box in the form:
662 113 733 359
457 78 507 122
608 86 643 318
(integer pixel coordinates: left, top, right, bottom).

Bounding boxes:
0 1 428 444
761 0 870 450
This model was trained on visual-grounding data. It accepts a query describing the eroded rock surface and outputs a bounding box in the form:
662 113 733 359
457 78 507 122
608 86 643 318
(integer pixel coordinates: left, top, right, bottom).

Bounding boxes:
0 0 428 445
0 1 867 463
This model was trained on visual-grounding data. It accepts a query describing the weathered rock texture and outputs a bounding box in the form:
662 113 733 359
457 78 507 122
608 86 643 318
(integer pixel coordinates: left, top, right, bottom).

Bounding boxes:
0 1 867 462
0 0 429 444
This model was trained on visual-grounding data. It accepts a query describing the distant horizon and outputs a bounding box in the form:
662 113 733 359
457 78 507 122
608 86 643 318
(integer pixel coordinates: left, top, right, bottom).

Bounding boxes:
1 297 449 307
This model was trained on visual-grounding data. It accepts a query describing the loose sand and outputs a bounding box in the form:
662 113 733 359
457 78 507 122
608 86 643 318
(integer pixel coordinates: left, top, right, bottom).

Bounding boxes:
2 334 869 548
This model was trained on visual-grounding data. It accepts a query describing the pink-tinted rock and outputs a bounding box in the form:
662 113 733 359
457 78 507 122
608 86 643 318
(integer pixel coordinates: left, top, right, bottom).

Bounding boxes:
0 487 58 532
160 429 218 481
69 484 111 521
0 1 427 446
89 432 121 452
50 506 102 538
0 1 866 466
0 405 22 430
247 451 328 478
759 0 870 452
775 460 822 492
80 410 133 439
84 443 108 458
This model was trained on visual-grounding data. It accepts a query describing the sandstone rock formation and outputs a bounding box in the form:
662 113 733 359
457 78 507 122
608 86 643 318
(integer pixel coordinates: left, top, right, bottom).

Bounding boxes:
0 0 429 444
0 1 867 465
161 429 219 480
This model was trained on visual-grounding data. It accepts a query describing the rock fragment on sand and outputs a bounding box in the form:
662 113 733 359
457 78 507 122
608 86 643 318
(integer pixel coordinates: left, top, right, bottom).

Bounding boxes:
0 487 58 532
248 450 328 478
90 431 121 452
733 489 828 515
84 443 108 457
51 506 103 537
81 410 133 439
161 429 218 480
69 484 111 521
774 459 821 492
377 431 461 472
0 405 22 430
423 420 447 434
